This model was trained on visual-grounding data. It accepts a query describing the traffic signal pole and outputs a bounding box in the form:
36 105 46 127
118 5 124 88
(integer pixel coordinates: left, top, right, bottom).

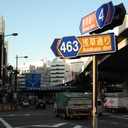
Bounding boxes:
92 55 98 128
14 70 17 102
0 35 3 80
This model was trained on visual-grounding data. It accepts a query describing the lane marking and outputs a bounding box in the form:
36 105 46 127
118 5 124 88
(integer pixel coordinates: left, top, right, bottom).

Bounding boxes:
110 115 128 120
25 114 30 116
111 122 118 125
14 123 86 128
99 120 106 122
73 125 85 128
9 114 15 116
14 123 67 128
0 117 12 128
53 123 67 127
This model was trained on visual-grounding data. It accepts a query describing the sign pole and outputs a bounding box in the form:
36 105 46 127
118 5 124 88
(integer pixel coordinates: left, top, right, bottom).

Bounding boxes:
92 55 98 128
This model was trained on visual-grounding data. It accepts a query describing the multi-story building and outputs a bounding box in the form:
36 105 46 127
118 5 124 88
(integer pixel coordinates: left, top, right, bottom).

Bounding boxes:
18 63 35 88
50 58 70 86
50 57 91 86
17 56 92 89
18 57 51 89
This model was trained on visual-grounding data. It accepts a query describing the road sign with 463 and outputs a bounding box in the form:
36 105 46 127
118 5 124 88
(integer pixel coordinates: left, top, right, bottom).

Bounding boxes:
51 33 116 58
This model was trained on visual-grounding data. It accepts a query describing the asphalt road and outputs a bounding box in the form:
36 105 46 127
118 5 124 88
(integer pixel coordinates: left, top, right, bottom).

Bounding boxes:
0 104 128 128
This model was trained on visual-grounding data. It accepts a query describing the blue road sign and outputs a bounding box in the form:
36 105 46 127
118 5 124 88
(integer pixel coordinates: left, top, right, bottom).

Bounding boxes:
25 74 41 89
79 1 115 34
58 36 81 58
105 1 115 25
96 3 108 28
51 38 61 57
51 33 116 58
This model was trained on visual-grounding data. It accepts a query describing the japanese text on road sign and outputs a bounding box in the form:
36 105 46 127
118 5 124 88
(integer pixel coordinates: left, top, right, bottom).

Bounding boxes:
79 1 115 34
78 34 114 55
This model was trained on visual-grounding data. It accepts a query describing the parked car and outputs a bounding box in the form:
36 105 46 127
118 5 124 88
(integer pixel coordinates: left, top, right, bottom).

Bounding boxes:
22 100 29 107
36 99 46 109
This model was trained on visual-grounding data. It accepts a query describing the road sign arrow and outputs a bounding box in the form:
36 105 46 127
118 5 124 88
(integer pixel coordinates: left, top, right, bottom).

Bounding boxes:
51 38 62 57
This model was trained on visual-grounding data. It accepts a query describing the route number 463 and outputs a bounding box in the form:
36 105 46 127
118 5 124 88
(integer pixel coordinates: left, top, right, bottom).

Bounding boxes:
60 41 79 53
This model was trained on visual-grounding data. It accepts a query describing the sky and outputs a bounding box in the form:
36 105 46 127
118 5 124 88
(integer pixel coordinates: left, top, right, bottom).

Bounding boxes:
0 0 128 67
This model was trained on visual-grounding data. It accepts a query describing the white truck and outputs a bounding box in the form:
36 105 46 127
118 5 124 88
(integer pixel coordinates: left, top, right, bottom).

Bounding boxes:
104 94 128 112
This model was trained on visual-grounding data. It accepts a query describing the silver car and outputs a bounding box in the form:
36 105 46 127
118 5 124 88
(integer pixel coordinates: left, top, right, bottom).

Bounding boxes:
22 100 29 107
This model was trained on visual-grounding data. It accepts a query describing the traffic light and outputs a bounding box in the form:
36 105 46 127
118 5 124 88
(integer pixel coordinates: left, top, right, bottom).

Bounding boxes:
10 70 19 86
90 3 126 34
11 70 17 75
90 81 93 85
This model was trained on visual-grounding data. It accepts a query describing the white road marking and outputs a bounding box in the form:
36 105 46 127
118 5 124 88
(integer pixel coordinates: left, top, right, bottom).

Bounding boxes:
111 122 119 125
110 115 128 120
99 120 106 122
25 114 30 116
0 117 12 128
52 123 67 127
73 125 85 128
8 114 15 116
14 123 67 128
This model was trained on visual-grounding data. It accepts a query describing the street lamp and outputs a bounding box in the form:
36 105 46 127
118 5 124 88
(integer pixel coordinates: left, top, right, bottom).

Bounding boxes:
4 33 18 37
4 32 18 83
15 55 28 72
0 33 18 79
0 32 18 109
15 55 28 103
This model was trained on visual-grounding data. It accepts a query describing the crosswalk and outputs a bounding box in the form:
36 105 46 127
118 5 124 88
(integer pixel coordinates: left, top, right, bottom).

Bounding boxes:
0 119 86 128
13 123 86 128
109 114 128 120
1 112 128 128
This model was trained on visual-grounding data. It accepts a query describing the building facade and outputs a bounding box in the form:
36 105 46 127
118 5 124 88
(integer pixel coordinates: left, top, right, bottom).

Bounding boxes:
18 57 51 89
50 57 90 86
